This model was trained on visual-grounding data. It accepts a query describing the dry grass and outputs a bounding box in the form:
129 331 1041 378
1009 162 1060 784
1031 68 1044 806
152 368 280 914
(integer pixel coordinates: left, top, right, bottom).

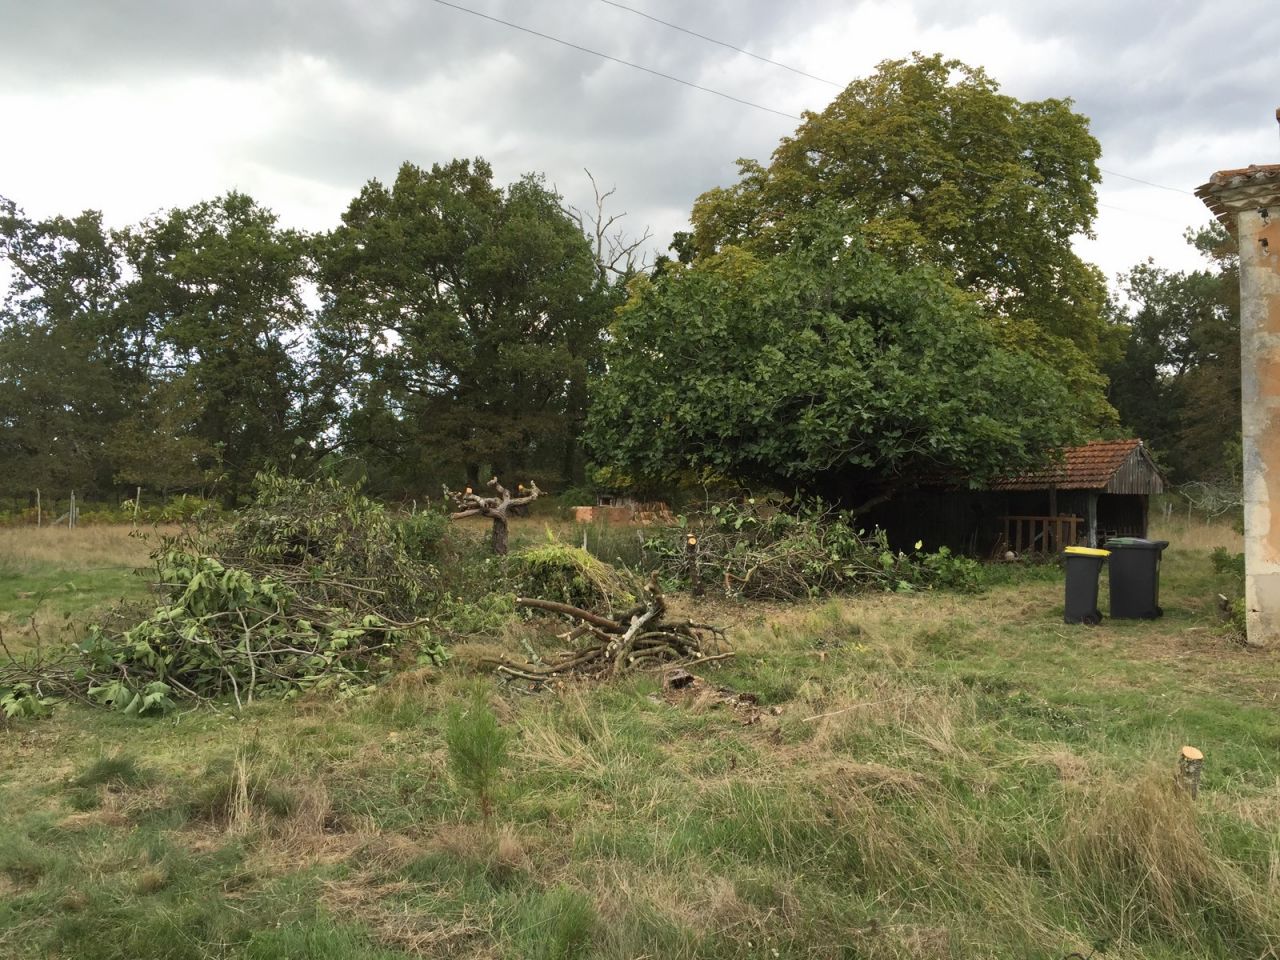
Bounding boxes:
1150 515 1242 552
0 524 164 572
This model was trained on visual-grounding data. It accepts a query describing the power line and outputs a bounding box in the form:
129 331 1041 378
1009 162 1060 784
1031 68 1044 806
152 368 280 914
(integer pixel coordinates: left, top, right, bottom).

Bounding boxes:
1098 168 1195 196
430 0 1193 199
424 0 801 120
1097 202 1195 225
596 0 842 87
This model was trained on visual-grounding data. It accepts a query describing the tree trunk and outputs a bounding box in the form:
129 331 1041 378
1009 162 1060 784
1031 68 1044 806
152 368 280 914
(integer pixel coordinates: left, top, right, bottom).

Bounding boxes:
491 516 509 555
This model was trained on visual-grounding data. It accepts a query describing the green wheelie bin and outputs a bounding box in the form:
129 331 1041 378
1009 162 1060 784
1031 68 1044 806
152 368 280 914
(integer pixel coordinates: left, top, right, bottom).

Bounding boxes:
1104 537 1169 619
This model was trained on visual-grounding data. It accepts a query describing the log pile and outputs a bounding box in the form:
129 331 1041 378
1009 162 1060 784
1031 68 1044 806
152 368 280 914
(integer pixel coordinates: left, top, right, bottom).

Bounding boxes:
486 574 730 683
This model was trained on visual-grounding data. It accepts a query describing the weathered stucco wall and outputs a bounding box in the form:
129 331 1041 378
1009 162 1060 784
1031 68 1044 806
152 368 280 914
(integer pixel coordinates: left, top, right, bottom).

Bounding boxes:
1239 205 1280 644
1198 163 1280 646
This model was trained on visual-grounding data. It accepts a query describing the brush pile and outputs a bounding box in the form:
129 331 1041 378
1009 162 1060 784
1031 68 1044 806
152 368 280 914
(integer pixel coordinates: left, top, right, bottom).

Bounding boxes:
486 573 729 683
648 498 980 601
1 473 447 715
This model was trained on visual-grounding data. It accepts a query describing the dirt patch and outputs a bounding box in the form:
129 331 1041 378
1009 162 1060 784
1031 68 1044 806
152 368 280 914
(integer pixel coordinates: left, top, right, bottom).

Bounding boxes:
655 669 778 725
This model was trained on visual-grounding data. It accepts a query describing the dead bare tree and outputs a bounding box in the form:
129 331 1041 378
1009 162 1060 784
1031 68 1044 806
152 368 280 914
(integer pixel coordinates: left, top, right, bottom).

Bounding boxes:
563 169 654 281
445 477 541 555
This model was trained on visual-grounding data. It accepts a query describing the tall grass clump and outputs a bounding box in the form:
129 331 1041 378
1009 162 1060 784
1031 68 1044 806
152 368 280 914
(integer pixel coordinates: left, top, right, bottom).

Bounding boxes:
1047 770 1280 955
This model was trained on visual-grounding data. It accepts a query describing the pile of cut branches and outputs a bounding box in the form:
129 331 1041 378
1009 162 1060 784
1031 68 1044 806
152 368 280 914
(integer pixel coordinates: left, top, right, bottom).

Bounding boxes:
1 473 447 715
486 574 729 683
649 498 979 601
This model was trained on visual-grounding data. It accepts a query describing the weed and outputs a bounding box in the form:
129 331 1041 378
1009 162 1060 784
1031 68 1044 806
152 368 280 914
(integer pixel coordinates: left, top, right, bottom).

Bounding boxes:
70 753 153 790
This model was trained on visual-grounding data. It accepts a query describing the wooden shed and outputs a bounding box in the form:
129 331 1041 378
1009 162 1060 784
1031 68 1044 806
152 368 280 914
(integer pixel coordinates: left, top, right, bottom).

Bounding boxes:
863 439 1166 556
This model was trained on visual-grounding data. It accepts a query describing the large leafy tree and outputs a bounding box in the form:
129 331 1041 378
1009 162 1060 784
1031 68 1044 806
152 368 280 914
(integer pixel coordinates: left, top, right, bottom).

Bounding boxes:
0 200 137 500
688 53 1115 420
1106 225 1240 482
116 192 317 503
586 209 1089 509
315 159 614 493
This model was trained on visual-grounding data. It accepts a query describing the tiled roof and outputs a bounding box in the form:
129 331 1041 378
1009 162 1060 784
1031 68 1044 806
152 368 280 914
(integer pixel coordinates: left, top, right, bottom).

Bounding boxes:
1196 163 1280 230
992 439 1147 491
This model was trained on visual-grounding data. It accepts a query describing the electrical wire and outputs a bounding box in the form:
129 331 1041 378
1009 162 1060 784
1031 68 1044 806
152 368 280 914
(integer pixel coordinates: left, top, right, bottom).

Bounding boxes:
429 0 1195 198
595 0 842 87
1098 168 1194 196
424 0 801 120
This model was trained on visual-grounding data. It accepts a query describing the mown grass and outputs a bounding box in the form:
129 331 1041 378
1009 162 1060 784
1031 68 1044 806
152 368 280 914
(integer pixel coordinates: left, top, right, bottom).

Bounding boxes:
1 523 1277 959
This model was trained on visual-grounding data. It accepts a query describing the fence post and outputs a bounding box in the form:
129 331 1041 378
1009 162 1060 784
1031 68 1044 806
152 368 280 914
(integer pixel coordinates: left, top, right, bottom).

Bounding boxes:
134 486 142 528
69 491 75 529
36 488 41 527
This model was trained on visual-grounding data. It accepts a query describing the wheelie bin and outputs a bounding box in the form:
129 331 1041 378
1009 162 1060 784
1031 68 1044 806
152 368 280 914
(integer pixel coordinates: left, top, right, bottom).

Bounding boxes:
1104 537 1169 619
1063 546 1110 624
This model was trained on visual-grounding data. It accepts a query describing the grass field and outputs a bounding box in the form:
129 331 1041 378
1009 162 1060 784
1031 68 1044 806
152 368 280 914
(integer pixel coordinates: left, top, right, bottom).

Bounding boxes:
0 525 159 653
2 518 1278 959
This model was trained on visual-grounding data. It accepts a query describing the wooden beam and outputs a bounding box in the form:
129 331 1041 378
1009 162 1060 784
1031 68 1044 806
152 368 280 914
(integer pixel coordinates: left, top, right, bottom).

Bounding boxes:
1086 493 1099 548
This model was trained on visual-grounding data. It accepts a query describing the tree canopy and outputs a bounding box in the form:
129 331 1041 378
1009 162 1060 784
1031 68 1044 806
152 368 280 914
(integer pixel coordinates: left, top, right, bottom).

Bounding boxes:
0 202 132 499
314 159 618 492
687 53 1115 422
586 209 1090 508
1105 225 1241 483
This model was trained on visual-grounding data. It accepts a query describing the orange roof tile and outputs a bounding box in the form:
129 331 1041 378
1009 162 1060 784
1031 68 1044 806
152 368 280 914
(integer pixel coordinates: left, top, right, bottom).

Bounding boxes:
992 439 1149 491
1196 163 1280 231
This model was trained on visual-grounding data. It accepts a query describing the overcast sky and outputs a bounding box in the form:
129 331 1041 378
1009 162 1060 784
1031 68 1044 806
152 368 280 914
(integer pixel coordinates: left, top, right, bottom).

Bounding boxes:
2 0 1277 288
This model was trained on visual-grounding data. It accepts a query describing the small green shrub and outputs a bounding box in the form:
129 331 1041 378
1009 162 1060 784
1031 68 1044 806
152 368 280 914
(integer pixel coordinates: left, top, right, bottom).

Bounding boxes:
444 686 511 823
915 546 982 592
1211 547 1247 634
398 508 450 563
1211 547 1245 584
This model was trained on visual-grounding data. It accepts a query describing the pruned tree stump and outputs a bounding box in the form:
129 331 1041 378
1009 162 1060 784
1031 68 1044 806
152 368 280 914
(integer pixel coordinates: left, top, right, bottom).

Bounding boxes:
1175 745 1204 799
445 477 541 555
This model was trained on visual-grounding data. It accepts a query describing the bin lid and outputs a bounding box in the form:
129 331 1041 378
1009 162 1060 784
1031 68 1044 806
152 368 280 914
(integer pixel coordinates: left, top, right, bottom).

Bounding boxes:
1104 537 1169 550
1065 546 1110 557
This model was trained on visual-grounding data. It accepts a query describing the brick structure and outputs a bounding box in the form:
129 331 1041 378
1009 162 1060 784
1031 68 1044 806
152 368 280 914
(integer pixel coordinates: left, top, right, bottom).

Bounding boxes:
1197 155 1280 646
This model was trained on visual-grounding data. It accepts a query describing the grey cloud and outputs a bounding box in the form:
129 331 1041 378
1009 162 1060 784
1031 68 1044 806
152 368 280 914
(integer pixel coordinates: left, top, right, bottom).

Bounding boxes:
2 0 1273 280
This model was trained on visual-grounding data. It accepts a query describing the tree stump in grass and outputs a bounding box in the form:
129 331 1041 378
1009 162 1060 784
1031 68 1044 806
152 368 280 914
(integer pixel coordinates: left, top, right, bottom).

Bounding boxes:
1175 745 1204 799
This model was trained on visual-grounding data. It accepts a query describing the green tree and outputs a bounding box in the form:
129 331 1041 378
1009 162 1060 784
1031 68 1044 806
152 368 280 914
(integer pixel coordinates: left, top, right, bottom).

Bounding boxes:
315 159 613 494
1106 225 1240 482
0 200 136 501
586 209 1089 510
116 192 318 504
688 53 1115 421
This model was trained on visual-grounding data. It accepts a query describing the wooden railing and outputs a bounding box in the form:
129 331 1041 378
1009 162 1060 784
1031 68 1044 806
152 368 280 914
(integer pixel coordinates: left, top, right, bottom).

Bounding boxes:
1000 515 1081 555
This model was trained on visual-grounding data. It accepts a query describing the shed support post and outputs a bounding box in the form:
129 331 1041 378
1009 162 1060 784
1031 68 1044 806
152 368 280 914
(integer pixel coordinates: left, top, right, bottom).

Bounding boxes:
1086 493 1099 548
1048 485 1058 550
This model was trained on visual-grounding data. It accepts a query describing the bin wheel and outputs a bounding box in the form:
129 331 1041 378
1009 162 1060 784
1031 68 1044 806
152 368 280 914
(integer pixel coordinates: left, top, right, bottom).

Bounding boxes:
1082 612 1101 626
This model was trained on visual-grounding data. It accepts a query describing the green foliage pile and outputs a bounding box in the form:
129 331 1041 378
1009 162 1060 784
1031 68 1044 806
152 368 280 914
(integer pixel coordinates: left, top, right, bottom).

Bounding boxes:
1 474 447 715
650 499 981 601
512 537 637 613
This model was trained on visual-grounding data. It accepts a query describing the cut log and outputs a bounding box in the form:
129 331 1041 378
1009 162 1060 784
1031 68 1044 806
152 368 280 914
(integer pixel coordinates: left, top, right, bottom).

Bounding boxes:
1175 745 1204 799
